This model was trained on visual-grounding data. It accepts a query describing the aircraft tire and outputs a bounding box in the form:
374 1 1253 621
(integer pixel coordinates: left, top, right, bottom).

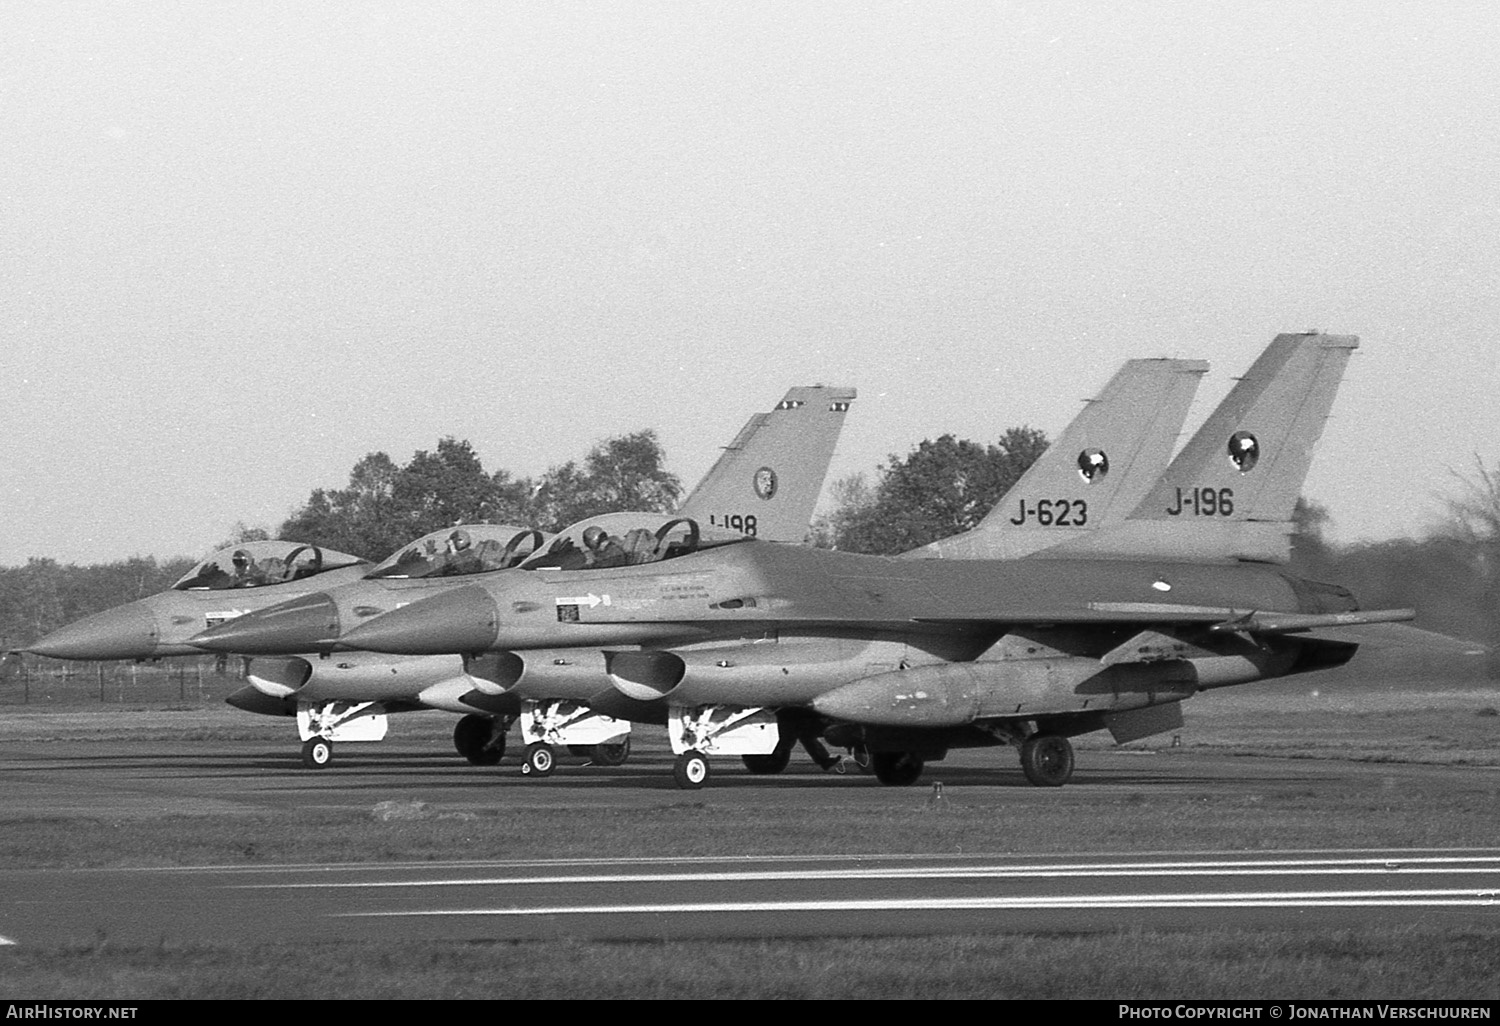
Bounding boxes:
591 738 631 766
301 737 333 770
1019 733 1074 787
673 750 710 789
741 749 791 775
523 742 556 777
453 714 506 765
871 751 923 786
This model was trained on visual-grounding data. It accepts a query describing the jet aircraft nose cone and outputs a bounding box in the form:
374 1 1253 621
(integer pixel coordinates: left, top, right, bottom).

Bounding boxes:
339 586 500 655
27 604 158 660
190 593 341 655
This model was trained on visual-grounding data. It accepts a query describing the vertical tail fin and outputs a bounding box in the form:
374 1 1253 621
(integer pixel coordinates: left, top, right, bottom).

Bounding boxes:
910 358 1208 559
1052 332 1359 563
677 385 856 543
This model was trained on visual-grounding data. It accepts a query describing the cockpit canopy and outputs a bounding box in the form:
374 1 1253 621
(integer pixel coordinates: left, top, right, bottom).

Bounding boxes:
365 524 549 580
517 513 745 572
173 541 366 591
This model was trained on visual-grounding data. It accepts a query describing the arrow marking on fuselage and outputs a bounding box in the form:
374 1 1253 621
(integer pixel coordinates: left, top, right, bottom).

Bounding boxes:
555 594 610 608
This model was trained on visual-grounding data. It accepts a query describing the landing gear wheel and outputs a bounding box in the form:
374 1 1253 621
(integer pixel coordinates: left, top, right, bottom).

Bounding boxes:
301 737 333 769
1020 733 1075 787
591 737 631 766
871 751 924 786
453 714 506 766
673 750 710 789
741 748 791 775
523 742 556 777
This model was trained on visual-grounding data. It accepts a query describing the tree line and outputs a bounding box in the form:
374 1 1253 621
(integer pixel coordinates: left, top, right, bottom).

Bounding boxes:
276 432 682 561
2 432 1495 677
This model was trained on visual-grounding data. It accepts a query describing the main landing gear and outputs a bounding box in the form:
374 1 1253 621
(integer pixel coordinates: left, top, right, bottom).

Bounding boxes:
870 750 924 786
740 747 792 775
452 713 509 766
1019 733 1075 787
586 737 632 766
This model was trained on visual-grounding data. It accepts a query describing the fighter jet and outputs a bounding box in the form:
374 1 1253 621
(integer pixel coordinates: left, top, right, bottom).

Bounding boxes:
21 540 369 662
197 356 1217 775
195 385 858 768
316 333 1461 790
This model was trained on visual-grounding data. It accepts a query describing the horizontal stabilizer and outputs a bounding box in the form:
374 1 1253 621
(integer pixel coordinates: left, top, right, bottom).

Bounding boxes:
1208 608 1416 635
1266 621 1488 654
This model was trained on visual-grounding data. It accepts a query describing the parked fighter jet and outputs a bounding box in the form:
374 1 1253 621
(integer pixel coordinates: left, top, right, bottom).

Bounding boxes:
21 540 369 661
196 357 1213 775
197 386 857 768
309 333 1465 790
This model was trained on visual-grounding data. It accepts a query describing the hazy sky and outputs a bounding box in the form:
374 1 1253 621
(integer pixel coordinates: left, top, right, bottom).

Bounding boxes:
4 2 1497 566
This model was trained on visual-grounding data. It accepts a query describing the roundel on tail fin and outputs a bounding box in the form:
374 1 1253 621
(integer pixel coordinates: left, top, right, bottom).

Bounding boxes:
1228 432 1259 472
1077 449 1109 483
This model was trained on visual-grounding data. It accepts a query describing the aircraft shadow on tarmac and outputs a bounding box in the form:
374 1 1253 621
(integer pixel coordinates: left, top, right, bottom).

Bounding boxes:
12 742 1337 791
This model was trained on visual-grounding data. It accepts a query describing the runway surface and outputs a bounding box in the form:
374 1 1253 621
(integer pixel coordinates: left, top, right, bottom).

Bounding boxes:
3 725 1495 819
3 850 1498 945
1 729 1498 946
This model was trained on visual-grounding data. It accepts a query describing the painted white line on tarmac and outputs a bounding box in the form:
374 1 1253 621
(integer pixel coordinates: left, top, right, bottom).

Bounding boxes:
245 855 1500 890
337 888 1500 919
130 849 1500 875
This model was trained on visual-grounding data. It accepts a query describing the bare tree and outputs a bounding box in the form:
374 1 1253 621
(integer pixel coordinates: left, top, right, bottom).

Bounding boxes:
1441 456 1500 675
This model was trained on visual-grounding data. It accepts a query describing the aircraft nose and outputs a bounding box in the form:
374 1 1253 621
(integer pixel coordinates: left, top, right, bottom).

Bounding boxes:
338 585 500 655
190 593 341 654
27 603 159 660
